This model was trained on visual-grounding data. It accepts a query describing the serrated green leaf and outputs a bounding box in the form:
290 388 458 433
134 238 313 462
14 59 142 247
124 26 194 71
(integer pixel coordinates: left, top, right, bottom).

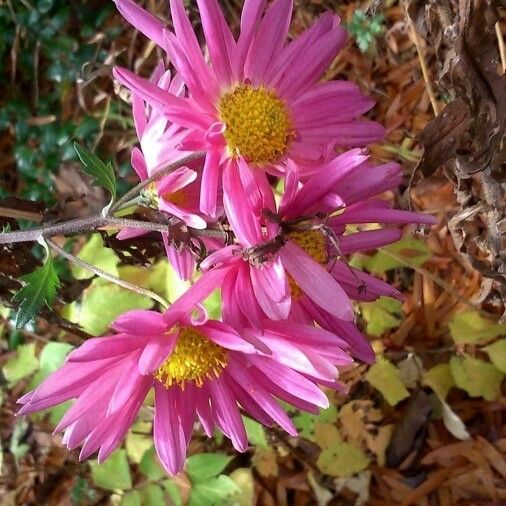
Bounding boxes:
449 311 506 345
91 449 132 491
74 142 116 202
186 453 233 483
65 279 153 336
2 343 39 383
422 363 455 399
12 255 59 328
360 297 403 337
365 357 410 406
188 475 239 506
139 446 165 480
484 339 506 373
71 234 119 280
243 416 268 449
450 355 504 401
357 237 431 275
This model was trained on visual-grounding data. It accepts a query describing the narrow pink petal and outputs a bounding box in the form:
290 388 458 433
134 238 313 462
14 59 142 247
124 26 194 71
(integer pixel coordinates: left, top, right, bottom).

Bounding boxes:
112 310 166 335
154 383 187 475
280 242 354 321
339 229 402 254
138 334 177 375
298 119 385 146
201 321 256 353
107 355 145 415
164 236 196 281
195 384 215 437
209 378 248 452
200 149 221 218
114 0 165 47
67 334 146 363
131 147 148 181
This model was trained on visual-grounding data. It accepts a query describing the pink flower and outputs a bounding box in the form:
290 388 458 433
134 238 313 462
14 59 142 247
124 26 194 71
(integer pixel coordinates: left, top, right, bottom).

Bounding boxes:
117 62 211 280
112 0 384 223
18 281 341 474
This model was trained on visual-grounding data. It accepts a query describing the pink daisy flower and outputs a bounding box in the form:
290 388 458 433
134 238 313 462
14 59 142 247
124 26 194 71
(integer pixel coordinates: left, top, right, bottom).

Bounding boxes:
18 281 343 474
112 0 384 221
117 62 211 279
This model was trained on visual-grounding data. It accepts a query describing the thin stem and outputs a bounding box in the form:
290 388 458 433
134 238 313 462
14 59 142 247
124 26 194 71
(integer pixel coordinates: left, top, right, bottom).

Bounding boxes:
0 215 226 245
47 239 169 308
109 151 206 213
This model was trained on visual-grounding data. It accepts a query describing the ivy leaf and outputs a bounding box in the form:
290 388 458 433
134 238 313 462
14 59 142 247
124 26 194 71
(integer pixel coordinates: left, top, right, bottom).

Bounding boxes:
74 142 116 204
449 311 506 345
365 358 410 406
360 297 403 337
186 453 233 483
483 339 506 373
91 449 132 491
12 255 60 328
449 355 504 401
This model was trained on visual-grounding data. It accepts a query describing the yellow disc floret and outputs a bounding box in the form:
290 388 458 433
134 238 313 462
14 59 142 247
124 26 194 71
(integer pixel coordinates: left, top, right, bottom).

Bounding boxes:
155 327 228 388
287 229 328 299
218 84 294 165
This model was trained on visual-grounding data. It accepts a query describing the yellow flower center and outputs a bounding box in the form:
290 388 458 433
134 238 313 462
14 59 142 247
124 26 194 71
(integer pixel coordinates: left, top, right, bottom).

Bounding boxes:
218 84 294 165
155 327 228 388
162 189 187 207
287 229 328 299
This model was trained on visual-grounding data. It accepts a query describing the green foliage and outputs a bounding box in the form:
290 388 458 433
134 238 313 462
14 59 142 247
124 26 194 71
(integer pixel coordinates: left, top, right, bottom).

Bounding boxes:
71 234 120 280
293 404 339 441
360 296 403 337
12 254 60 328
74 142 117 205
139 446 165 481
91 449 132 491
2 343 39 383
9 420 30 466
346 9 385 53
422 363 455 399
449 311 506 345
186 453 233 482
352 236 431 275
449 355 504 401
484 339 506 373
365 357 410 406
243 416 268 449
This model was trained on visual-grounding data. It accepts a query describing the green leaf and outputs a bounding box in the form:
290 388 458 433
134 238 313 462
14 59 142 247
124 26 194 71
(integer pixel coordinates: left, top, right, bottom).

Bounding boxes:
365 357 410 406
293 405 339 442
229 468 254 506
317 443 369 477
74 142 116 202
188 476 239 506
449 311 506 345
12 255 60 328
360 297 403 337
186 453 233 483
484 339 506 373
29 342 73 389
71 234 120 280
422 363 455 399
450 355 504 401
91 449 132 491
120 491 141 506
125 423 152 464
243 416 268 449
65 279 153 335
162 480 182 506
140 484 166 506
203 289 222 320
2 343 39 383
139 446 165 481
355 237 431 275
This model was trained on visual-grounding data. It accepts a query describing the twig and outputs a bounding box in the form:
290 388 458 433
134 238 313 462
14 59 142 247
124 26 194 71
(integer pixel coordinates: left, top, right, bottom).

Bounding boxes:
109 151 206 212
495 21 506 73
46 239 169 308
0 206 43 222
0 215 225 245
407 16 439 116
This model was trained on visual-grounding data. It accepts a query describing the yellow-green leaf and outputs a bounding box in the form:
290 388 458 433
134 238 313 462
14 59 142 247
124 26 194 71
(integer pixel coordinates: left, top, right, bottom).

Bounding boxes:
450 355 504 401
71 234 119 280
361 297 403 337
422 363 455 399
365 357 410 405
449 311 506 345
91 449 132 491
2 343 39 383
484 339 506 373
317 437 369 477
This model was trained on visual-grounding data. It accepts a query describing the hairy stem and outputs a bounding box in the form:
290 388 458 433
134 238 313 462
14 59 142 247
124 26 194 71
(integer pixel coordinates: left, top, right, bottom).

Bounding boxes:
47 239 170 308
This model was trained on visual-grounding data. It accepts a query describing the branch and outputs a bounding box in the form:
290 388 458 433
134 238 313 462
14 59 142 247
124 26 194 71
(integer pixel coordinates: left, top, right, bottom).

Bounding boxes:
109 151 206 213
46 239 169 308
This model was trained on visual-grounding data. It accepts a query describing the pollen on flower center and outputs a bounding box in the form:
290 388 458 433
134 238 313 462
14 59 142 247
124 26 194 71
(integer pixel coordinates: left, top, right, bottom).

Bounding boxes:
155 327 227 388
218 84 294 165
287 229 328 299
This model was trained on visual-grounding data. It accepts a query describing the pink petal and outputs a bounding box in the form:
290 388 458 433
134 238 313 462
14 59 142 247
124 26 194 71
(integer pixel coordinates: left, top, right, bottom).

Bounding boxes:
201 321 256 353
111 310 167 335
138 334 177 375
200 148 221 218
339 229 403 254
